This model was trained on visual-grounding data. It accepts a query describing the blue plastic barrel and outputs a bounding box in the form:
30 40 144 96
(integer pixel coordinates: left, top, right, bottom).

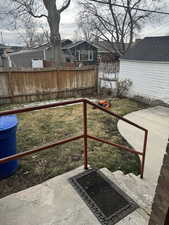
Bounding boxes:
0 115 18 179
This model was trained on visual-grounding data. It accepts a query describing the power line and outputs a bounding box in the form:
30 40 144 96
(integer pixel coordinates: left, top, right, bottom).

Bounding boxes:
90 0 169 16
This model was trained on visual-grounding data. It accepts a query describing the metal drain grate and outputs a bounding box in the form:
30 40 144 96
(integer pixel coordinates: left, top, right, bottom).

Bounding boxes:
69 169 139 225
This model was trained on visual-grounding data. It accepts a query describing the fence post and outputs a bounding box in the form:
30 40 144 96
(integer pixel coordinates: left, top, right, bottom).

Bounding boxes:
141 130 148 178
8 70 14 103
95 65 99 96
83 100 88 169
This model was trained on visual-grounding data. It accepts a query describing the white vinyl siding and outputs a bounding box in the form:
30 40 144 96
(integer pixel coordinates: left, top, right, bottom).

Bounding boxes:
120 60 169 104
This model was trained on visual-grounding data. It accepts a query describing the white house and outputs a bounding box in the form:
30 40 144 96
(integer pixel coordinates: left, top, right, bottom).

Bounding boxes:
120 36 169 104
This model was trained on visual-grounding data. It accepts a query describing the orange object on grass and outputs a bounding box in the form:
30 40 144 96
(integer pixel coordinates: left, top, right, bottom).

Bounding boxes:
98 100 110 109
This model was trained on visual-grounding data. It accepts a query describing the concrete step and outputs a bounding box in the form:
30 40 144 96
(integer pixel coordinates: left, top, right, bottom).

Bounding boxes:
101 169 156 216
0 167 153 225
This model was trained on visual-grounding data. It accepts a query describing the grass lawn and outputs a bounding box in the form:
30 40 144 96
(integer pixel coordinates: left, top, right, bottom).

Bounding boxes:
0 98 147 198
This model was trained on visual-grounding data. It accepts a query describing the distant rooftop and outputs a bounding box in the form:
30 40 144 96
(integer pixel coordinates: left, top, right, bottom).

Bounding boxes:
93 41 129 55
122 36 169 62
8 49 41 56
62 40 97 50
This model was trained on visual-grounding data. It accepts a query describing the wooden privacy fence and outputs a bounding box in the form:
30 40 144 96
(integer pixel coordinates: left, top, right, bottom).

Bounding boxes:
0 66 98 104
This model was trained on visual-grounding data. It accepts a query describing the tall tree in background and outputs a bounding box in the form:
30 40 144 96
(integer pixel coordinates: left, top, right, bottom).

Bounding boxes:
10 0 71 65
79 0 163 56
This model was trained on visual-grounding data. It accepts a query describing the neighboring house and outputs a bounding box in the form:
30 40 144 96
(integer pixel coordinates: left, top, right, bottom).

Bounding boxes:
5 40 97 68
62 40 97 65
120 36 169 104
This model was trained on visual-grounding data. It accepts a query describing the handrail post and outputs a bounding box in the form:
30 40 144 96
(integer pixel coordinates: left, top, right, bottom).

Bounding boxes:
141 130 148 178
83 100 88 169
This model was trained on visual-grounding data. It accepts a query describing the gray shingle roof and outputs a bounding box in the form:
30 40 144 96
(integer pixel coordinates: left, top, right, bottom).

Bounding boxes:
62 40 84 49
62 40 97 50
122 36 169 62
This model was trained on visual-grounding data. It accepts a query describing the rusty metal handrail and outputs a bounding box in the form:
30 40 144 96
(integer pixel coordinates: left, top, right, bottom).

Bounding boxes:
85 100 148 178
0 98 148 178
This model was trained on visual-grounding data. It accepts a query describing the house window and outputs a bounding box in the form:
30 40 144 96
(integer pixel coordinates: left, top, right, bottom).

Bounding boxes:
88 50 94 61
77 50 94 61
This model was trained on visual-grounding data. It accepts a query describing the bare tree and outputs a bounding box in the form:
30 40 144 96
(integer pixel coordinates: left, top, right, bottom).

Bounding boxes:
8 0 71 65
76 11 101 42
79 0 162 56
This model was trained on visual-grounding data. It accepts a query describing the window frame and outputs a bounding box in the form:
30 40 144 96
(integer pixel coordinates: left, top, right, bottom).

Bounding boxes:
76 49 94 61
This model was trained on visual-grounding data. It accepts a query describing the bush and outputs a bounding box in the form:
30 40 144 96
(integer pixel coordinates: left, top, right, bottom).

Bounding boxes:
116 79 132 98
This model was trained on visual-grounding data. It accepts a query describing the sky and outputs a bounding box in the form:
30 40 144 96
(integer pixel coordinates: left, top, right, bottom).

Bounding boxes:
0 0 169 46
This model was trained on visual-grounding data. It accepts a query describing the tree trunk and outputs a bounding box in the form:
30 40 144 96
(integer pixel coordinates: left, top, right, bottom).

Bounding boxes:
43 0 65 66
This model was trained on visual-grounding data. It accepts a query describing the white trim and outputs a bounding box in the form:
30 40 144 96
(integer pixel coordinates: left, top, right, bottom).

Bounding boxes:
78 50 80 61
77 50 94 61
120 59 169 64
43 49 46 60
7 56 12 68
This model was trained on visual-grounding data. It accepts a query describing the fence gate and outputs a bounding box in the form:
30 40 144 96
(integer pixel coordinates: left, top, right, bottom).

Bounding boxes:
98 61 119 95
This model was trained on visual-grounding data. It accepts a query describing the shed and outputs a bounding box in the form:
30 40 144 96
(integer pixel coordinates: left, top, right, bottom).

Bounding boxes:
8 49 44 68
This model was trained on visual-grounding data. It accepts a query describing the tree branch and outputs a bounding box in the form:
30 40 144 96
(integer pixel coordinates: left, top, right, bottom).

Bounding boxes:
14 0 48 19
108 0 120 42
59 0 71 13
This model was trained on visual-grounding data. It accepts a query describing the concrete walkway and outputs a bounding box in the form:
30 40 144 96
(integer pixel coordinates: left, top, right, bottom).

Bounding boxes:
118 106 169 186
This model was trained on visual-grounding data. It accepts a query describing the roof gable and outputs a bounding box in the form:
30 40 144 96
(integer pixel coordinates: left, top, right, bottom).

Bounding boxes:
62 40 97 50
122 36 169 62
